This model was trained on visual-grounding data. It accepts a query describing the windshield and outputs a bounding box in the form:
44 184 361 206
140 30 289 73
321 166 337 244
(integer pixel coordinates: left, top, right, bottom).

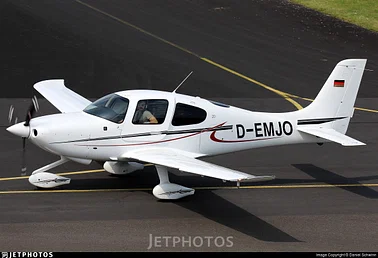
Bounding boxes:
84 93 129 123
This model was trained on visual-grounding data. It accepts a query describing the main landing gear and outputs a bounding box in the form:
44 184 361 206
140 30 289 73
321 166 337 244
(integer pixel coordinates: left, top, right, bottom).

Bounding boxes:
27 157 194 200
152 165 194 200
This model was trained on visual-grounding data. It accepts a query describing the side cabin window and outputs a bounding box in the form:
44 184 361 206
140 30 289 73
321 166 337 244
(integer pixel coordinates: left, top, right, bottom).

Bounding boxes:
132 99 168 125
172 103 207 126
83 93 129 124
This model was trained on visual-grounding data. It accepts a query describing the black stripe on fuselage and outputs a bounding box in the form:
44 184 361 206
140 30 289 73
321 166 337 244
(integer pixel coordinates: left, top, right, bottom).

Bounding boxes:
297 117 347 125
50 125 233 144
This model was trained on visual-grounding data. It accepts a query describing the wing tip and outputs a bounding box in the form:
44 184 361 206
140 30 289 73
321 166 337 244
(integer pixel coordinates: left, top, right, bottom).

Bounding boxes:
239 175 276 183
34 79 65 90
342 142 366 146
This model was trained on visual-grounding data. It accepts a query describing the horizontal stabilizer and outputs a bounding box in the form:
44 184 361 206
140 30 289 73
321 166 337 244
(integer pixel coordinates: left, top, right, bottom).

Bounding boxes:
298 126 365 146
120 148 275 183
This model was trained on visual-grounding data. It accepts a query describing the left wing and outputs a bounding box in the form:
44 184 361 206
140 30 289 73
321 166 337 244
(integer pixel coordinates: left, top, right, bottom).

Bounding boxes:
34 79 91 113
120 148 275 183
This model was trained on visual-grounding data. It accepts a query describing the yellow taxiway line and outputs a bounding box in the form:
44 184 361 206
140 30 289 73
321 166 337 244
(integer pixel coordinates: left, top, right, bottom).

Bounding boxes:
288 94 378 113
75 0 303 110
75 0 378 114
0 165 154 182
0 169 105 181
1 167 377 194
0 183 377 195
0 164 378 194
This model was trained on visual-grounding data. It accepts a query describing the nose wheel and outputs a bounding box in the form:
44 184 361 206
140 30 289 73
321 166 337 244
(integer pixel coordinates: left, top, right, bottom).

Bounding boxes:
28 156 71 188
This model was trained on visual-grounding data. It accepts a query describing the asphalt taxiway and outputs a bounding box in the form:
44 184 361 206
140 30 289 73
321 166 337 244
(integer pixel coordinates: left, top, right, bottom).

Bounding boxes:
1 0 378 252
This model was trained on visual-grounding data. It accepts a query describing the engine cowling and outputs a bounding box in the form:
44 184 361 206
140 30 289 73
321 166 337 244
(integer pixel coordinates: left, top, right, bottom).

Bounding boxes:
103 161 144 175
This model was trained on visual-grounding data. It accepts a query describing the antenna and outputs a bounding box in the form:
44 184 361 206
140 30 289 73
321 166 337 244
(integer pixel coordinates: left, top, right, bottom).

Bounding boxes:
172 71 193 93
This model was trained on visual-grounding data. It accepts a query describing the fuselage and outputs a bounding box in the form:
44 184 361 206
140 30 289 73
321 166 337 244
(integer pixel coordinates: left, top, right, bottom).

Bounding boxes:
26 89 317 162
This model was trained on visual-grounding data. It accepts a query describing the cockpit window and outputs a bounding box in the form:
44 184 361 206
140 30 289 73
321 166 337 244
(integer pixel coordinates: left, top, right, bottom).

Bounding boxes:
132 99 168 125
172 103 207 126
84 93 129 123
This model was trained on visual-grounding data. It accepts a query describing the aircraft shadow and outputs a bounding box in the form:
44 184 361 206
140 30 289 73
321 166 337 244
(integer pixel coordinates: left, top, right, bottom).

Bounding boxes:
60 163 377 240
67 173 157 189
66 170 300 242
168 190 300 242
292 164 378 199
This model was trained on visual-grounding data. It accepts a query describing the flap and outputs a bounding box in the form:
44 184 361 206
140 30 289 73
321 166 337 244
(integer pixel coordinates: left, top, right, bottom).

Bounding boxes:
121 148 275 182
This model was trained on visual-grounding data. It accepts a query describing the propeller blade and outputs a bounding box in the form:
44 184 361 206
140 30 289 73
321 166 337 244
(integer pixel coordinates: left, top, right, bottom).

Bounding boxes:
32 95 39 112
8 105 14 124
24 95 39 126
24 104 34 126
21 137 27 175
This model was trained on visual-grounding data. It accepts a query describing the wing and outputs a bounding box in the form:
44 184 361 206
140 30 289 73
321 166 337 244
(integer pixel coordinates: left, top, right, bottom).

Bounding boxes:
297 126 365 146
34 79 91 113
121 148 275 183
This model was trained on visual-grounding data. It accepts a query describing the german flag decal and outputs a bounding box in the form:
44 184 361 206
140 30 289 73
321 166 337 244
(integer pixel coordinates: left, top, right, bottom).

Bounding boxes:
334 80 345 87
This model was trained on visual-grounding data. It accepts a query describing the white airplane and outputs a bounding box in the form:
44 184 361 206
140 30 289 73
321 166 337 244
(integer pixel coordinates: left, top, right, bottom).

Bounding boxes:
6 59 367 200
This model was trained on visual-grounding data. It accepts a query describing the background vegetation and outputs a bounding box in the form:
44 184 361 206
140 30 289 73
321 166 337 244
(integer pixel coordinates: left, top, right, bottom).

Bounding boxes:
290 0 378 32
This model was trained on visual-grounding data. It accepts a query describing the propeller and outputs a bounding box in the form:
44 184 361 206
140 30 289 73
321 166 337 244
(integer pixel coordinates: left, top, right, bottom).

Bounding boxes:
22 96 39 175
24 95 39 126
8 96 39 175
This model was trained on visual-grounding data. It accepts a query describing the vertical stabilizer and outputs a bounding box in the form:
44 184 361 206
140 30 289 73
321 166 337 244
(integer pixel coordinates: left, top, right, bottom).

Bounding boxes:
296 59 367 134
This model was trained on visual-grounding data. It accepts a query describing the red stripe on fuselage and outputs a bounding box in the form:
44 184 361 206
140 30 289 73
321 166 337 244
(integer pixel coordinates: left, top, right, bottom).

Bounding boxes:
75 122 227 147
210 131 278 143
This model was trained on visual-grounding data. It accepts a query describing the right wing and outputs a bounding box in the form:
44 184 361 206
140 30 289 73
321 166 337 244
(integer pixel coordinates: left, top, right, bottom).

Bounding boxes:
121 148 275 183
34 79 91 113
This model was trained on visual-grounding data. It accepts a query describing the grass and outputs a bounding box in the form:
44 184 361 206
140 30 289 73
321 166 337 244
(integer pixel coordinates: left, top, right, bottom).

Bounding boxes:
290 0 378 32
